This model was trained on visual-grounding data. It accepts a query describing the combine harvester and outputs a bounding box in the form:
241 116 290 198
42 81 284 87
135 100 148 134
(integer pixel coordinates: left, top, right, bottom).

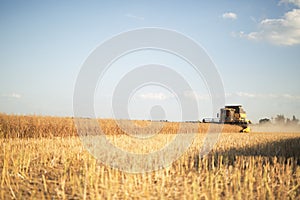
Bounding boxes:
203 105 251 133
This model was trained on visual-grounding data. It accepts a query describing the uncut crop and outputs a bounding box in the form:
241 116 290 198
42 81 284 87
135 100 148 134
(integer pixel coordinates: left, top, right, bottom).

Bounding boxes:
0 114 299 199
0 114 241 138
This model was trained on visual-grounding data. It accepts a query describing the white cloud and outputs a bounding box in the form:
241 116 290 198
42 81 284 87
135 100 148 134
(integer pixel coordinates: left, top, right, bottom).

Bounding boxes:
238 7 300 45
137 92 172 100
183 91 210 100
222 12 237 20
184 91 300 101
2 93 22 99
282 93 300 99
279 0 300 7
228 92 300 100
135 91 300 102
125 13 144 21
236 92 256 98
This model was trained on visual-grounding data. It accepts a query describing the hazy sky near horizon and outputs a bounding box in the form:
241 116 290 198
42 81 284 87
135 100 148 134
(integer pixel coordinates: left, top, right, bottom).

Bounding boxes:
0 0 300 123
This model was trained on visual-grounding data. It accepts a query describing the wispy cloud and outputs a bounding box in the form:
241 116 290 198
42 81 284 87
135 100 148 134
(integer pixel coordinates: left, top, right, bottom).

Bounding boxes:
222 12 237 20
279 0 300 7
131 90 300 102
137 92 173 100
237 2 300 46
235 92 256 98
184 91 300 101
2 93 22 99
183 91 210 100
125 13 144 21
227 92 300 100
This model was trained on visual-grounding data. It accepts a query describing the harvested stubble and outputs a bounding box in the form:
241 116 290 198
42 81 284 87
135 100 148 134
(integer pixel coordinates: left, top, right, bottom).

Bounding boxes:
0 114 299 199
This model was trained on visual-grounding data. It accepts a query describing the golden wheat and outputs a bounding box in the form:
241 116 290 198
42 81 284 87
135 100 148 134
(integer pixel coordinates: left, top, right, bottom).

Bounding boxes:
0 114 241 138
0 114 299 199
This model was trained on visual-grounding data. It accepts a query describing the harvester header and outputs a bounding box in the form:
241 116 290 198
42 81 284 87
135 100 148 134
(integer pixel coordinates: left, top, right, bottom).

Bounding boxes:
203 105 251 132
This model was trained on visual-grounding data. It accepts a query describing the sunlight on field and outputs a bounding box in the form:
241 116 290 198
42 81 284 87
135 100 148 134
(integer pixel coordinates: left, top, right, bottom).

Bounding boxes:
0 134 299 198
0 114 300 199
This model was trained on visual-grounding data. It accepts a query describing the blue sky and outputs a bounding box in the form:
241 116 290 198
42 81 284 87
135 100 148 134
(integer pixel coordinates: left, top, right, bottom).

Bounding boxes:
0 0 300 123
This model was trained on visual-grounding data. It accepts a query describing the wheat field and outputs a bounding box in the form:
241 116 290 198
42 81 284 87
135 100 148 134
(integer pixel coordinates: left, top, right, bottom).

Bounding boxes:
0 114 299 199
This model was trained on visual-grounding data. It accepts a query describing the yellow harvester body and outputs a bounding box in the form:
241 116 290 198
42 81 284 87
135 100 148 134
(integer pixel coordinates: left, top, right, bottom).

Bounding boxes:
219 105 251 132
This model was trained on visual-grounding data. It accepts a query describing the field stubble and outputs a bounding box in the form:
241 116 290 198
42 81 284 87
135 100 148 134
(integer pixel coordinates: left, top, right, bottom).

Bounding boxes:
0 114 300 199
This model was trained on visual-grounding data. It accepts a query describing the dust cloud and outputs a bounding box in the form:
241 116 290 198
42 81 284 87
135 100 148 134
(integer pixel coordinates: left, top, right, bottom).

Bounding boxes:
250 124 300 133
